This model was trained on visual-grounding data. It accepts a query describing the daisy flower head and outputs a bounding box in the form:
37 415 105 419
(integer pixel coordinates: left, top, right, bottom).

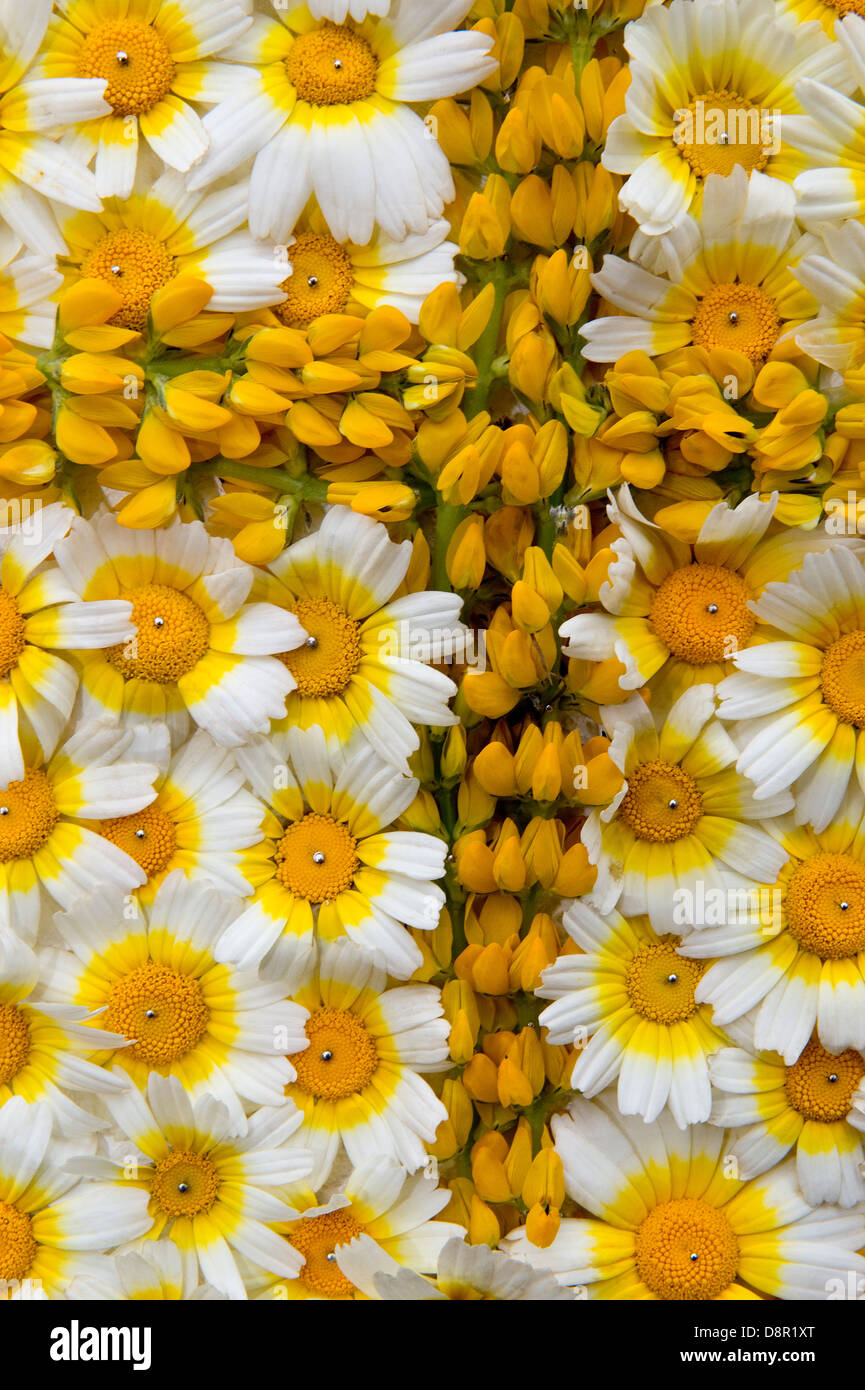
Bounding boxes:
277 939 449 1187
275 210 463 328
504 1095 865 1300
56 167 287 333
680 800 865 1062
0 500 137 787
0 931 132 1136
93 1073 314 1300
185 0 499 245
583 684 794 934
0 0 109 256
39 870 307 1135
260 506 461 772
581 169 817 368
783 64 865 229
602 0 853 238
793 220 865 370
254 1157 464 1301
95 725 267 904
560 484 843 718
0 720 158 944
217 724 446 981
538 899 727 1128
37 0 253 199
717 546 865 831
353 1235 574 1301
52 511 306 748
0 1097 150 1299
709 1035 865 1208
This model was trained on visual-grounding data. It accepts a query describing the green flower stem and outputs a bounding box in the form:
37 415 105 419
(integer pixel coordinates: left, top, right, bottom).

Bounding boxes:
209 457 328 502
464 258 511 421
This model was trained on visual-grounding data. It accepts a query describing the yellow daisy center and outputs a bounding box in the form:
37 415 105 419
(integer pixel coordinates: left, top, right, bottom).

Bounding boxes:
650 563 755 665
821 629 865 728
0 1202 37 1284
785 1038 865 1122
635 1198 739 1300
80 229 177 333
279 597 362 697
76 20 175 116
150 1149 219 1218
277 234 355 328
821 0 865 14
0 587 26 679
292 1006 378 1100
785 852 865 959
103 962 209 1066
286 1209 364 1298
286 22 378 106
691 283 781 363
106 583 210 684
276 813 359 903
626 941 704 1023
99 804 178 879
677 91 770 178
0 1003 30 1085
0 770 58 863
618 761 703 842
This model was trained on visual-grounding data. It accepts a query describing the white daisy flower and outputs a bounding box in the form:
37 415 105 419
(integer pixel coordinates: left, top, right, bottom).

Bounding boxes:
354 1235 574 1301
186 0 498 244
793 219 865 370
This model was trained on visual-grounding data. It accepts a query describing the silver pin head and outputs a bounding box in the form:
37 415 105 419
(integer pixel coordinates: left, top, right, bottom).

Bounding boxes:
135 828 146 839
153 616 164 628
728 311 739 325
313 851 325 864
320 1049 333 1061
116 50 129 64
305 635 318 648
668 799 678 809
707 603 719 614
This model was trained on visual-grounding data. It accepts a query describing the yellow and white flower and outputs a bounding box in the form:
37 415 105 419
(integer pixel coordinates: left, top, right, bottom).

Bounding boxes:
793 220 865 370
0 932 131 1136
0 227 63 348
0 501 135 786
783 65 865 228
709 1035 865 1208
538 900 727 1128
717 547 865 831
217 724 446 981
186 0 498 243
603 0 852 237
94 725 267 903
0 720 158 943
53 512 305 747
504 1095 865 1299
260 506 461 770
67 1239 224 1300
93 1073 314 1300
355 1235 574 1301
254 1157 464 1301
0 1097 151 1298
279 940 449 1186
275 210 463 328
39 870 308 1134
583 685 793 934
56 168 287 332
0 0 108 256
582 170 816 365
38 0 253 198
680 799 865 1061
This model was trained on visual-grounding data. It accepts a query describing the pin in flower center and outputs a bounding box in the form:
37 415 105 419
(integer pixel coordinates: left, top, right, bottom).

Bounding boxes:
635 1198 739 1300
618 761 703 842
0 588 26 679
279 597 362 696
150 1149 219 1218
0 770 59 862
276 813 359 902
277 234 355 327
785 852 865 959
785 1038 865 1122
76 20 175 116
292 1006 378 1100
81 229 177 332
99 804 178 878
106 583 210 684
104 962 209 1066
286 22 378 106
0 1003 30 1085
650 563 755 664
626 941 703 1023
287 1209 364 1298
0 1201 37 1283
676 91 771 178
691 282 781 362
820 629 865 728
